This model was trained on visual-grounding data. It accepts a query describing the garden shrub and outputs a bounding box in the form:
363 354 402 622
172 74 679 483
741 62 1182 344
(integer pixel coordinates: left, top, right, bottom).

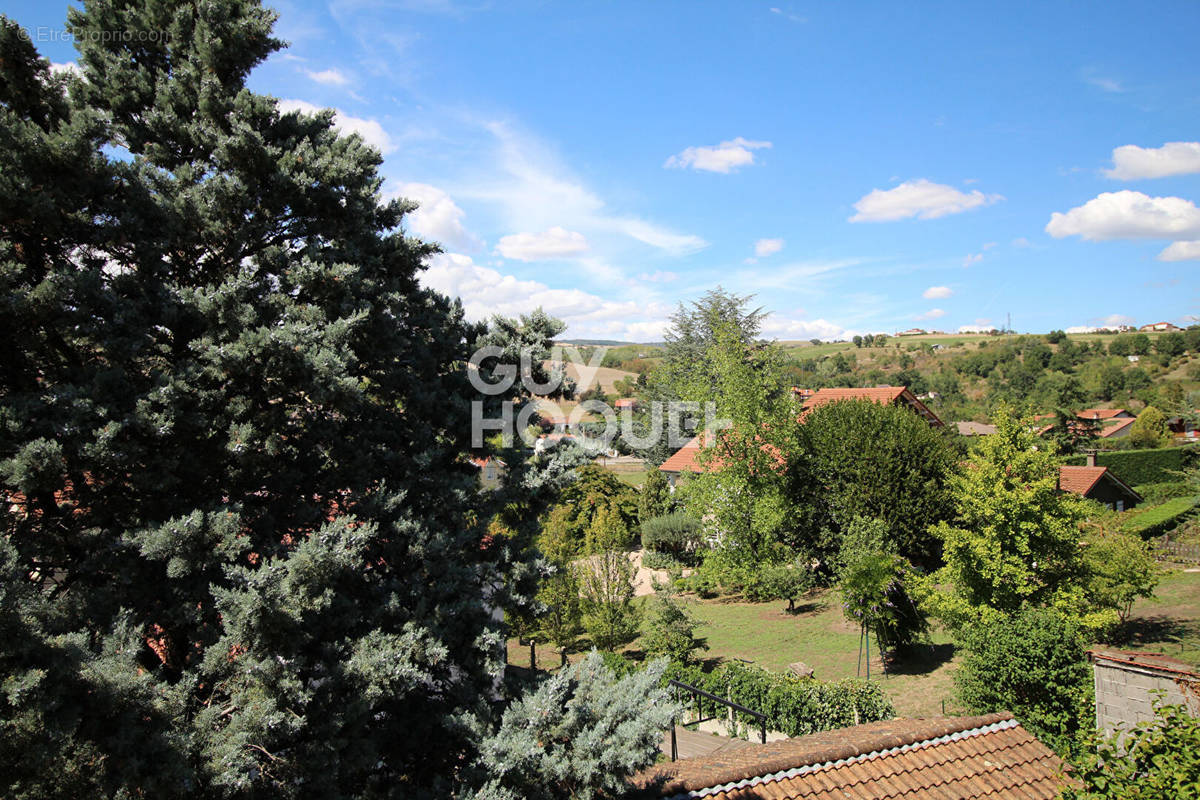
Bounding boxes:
673 552 812 603
1133 480 1194 503
955 607 1093 755
662 660 894 738
640 512 701 560
1120 495 1200 538
640 549 683 570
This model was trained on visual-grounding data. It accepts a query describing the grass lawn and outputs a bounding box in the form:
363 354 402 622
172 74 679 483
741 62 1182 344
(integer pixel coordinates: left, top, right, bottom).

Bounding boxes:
1118 565 1200 667
613 470 649 488
506 569 1200 721
685 591 962 718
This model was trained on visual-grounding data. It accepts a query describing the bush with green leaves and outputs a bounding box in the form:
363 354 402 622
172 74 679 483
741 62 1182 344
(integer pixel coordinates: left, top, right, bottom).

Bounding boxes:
640 586 708 665
1080 526 1160 630
955 607 1093 756
638 468 671 522
663 660 895 738
1132 480 1194 503
474 654 679 800
674 548 812 603
1062 699 1200 800
580 506 641 651
640 512 701 560
838 519 928 660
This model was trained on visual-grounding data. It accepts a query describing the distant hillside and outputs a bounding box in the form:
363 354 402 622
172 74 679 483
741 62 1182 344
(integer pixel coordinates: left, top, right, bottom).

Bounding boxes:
555 339 634 347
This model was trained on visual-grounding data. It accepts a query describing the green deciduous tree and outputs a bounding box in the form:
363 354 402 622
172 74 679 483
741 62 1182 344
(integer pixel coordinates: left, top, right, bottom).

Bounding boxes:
927 407 1091 629
837 518 928 662
1080 525 1160 630
472 654 679 800
684 320 817 567
580 506 641 651
549 465 640 555
955 607 1093 756
1129 405 1169 449
803 398 956 569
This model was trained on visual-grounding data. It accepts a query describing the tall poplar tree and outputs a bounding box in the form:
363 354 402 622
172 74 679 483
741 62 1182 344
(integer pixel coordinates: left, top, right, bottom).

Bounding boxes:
1 4 646 797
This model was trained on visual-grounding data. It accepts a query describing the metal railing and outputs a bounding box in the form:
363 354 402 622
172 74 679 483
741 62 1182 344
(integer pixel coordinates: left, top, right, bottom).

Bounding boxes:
667 679 768 761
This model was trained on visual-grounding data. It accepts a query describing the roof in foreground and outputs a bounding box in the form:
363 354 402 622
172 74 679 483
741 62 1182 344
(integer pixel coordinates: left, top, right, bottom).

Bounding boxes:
635 713 1065 799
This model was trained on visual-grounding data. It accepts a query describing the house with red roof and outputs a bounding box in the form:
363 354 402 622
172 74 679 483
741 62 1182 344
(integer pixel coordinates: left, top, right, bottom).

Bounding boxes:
1034 408 1136 440
659 387 942 487
798 386 943 427
635 712 1067 799
1058 453 1142 511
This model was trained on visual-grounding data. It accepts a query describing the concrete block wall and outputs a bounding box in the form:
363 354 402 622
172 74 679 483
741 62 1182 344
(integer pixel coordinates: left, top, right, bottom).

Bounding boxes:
1091 651 1200 737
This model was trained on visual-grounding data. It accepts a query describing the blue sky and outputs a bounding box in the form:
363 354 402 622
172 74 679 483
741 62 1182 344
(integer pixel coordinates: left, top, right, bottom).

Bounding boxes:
13 1 1200 341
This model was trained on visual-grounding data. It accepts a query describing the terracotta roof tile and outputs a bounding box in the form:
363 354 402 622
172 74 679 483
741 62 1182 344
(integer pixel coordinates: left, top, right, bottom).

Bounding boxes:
1076 408 1131 420
801 386 908 409
1097 417 1135 437
1058 465 1107 495
636 714 1066 800
800 386 943 427
659 436 707 474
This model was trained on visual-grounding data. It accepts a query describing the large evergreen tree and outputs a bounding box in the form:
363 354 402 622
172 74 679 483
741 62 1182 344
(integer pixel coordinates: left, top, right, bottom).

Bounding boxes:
2 4 647 797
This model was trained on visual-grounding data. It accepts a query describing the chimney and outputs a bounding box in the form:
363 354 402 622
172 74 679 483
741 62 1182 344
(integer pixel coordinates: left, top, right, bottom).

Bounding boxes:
1085 450 1098 468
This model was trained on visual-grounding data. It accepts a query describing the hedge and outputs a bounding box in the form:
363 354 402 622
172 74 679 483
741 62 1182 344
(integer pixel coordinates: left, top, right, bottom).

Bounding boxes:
663 660 894 738
1120 495 1200 538
1063 445 1198 486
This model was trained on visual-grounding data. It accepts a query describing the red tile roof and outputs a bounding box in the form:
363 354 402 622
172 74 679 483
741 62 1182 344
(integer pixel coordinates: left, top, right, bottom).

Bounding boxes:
800 386 943 427
636 713 1066 799
659 436 706 474
1097 417 1135 438
802 386 908 408
1058 465 1107 495
1076 408 1131 420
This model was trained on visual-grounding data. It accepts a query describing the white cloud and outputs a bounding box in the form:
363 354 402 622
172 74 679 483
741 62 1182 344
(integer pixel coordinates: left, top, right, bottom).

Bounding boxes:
278 99 395 153
1086 76 1124 93
1159 240 1200 262
389 182 481 252
1105 142 1200 180
962 253 983 267
463 121 707 257
495 227 589 261
1011 237 1031 248
420 252 670 340
1045 190 1200 241
923 286 953 299
304 68 352 87
982 242 998 250
664 137 772 174
915 308 947 321
1065 325 1098 334
1101 314 1135 327
754 238 785 257
849 179 1002 222
636 271 679 283
958 320 994 333
760 316 847 341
